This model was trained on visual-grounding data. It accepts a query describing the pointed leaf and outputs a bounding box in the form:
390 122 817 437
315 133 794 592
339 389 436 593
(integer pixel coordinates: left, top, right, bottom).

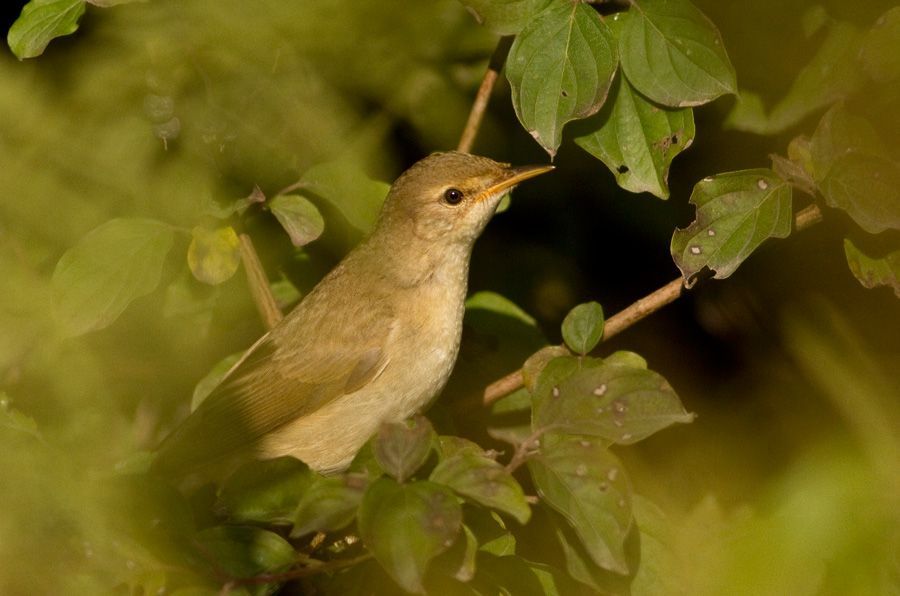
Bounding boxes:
528 434 633 574
618 0 736 107
269 194 325 247
373 415 435 483
506 1 617 156
843 239 900 298
291 473 366 537
860 8 900 82
671 170 793 286
52 218 174 336
358 477 462 593
576 74 694 198
561 301 604 355
456 0 552 35
187 226 241 285
216 457 313 525
7 0 86 60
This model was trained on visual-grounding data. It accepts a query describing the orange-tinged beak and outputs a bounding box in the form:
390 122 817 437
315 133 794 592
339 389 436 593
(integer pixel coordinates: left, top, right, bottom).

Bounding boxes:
478 164 555 201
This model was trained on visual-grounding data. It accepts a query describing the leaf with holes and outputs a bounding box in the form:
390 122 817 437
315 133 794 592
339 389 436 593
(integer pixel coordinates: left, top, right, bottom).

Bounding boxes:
576 74 694 199
528 434 633 574
7 0 86 60
671 170 792 286
187 226 241 285
506 1 617 157
618 0 736 107
269 194 325 247
358 477 462 593
373 416 435 483
843 239 900 298
456 0 552 35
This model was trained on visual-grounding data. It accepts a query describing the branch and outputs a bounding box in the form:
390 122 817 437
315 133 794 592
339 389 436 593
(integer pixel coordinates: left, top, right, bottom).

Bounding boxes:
483 203 826 405
457 36 513 153
239 233 283 330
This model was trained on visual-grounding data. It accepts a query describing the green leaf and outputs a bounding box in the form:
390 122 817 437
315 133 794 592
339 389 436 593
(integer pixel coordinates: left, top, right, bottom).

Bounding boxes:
552 513 634 594
808 105 888 183
465 291 537 327
671 170 793 286
528 434 632 574
456 0 552 35
290 473 366 537
52 218 174 336
560 301 604 355
299 161 389 234
821 154 900 234
373 415 435 483
521 345 572 393
506 1 618 157
476 554 590 596
430 437 531 524
0 393 41 441
358 477 462 593
860 8 900 82
533 356 693 444
603 350 647 369
843 239 900 298
216 457 313 525
193 525 295 582
269 194 325 247
576 74 694 199
187 226 241 285
191 351 243 411
618 0 736 107
7 0 86 60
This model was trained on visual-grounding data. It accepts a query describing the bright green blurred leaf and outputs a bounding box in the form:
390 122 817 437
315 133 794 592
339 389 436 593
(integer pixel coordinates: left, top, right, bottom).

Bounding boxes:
671 170 792 286
299 161 389 234
188 226 241 285
191 351 243 410
290 473 366 537
193 525 294 583
373 415 435 483
7 0 86 60
604 350 647 370
269 194 325 247
843 239 900 298
506 1 617 156
456 0 551 35
52 218 174 336
533 356 693 444
561 301 604 355
215 457 313 525
618 0 736 107
576 75 694 199
859 7 900 82
0 394 41 441
528 434 633 574
358 477 462 593
431 437 531 524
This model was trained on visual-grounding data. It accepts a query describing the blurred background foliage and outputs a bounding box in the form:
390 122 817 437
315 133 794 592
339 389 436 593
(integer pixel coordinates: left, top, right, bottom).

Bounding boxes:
1 0 898 593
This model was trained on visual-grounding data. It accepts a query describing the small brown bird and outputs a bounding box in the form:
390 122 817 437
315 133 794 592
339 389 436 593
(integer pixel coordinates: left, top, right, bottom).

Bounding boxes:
153 152 552 481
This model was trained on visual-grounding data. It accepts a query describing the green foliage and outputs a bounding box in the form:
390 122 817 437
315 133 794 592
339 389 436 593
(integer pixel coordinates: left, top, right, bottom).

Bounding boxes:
843 239 900 297
188 226 241 285
268 194 325 247
216 457 314 525
560 301 604 355
372 415 436 483
7 0 86 59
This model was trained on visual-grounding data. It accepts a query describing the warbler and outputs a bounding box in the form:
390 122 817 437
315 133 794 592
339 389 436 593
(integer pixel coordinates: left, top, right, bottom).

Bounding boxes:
153 152 552 481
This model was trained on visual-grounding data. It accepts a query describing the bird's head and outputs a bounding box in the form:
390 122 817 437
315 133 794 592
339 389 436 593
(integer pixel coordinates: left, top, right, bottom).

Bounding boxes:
376 152 553 245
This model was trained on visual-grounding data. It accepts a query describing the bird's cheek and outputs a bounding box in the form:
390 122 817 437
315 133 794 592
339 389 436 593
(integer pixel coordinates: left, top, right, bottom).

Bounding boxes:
414 215 455 241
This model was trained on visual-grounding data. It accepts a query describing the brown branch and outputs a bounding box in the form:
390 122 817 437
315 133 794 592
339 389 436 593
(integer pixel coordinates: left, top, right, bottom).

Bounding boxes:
239 233 283 330
483 204 826 405
457 36 513 153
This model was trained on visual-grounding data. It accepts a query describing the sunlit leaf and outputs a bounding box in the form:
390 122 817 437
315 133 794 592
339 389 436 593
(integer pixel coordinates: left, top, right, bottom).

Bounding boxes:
576 74 694 199
456 0 552 35
299 161 389 234
528 434 633 574
561 301 604 355
193 525 294 582
216 457 313 525
506 1 617 156
191 351 243 410
465 291 537 327
52 218 174 336
533 356 693 444
671 170 793 286
373 415 435 483
859 7 900 82
430 437 531 524
269 194 325 247
187 226 241 285
358 477 462 593
290 473 366 537
843 239 900 298
7 0 86 60
618 0 736 107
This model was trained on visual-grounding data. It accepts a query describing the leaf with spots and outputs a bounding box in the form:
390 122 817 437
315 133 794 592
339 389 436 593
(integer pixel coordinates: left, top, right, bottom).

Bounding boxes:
506 1 618 157
843 239 900 298
358 477 462 593
456 0 552 35
670 170 793 286
618 0 736 108
528 433 633 574
575 74 695 199
532 356 693 444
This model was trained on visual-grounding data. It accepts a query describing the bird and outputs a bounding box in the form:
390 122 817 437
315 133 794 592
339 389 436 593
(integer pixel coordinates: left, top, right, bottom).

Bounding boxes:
152 151 553 482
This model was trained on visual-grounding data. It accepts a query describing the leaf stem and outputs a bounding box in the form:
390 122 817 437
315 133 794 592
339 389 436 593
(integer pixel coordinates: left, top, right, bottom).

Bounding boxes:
228 552 374 586
238 233 283 330
506 426 550 473
457 36 513 153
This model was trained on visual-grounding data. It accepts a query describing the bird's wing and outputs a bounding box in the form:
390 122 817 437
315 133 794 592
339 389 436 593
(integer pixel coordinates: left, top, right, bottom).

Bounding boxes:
154 300 395 476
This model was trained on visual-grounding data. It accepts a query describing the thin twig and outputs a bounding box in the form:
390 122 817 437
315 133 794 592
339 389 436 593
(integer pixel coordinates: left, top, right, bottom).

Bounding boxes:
457 36 513 153
239 233 283 330
483 204 826 405
231 552 374 585
506 427 550 473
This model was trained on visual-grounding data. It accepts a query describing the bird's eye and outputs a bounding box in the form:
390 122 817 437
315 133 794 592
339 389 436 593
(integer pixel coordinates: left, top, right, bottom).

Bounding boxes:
443 188 464 205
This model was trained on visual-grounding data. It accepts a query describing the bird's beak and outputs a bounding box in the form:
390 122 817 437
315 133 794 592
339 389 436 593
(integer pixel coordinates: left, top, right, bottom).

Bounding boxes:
478 164 555 201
